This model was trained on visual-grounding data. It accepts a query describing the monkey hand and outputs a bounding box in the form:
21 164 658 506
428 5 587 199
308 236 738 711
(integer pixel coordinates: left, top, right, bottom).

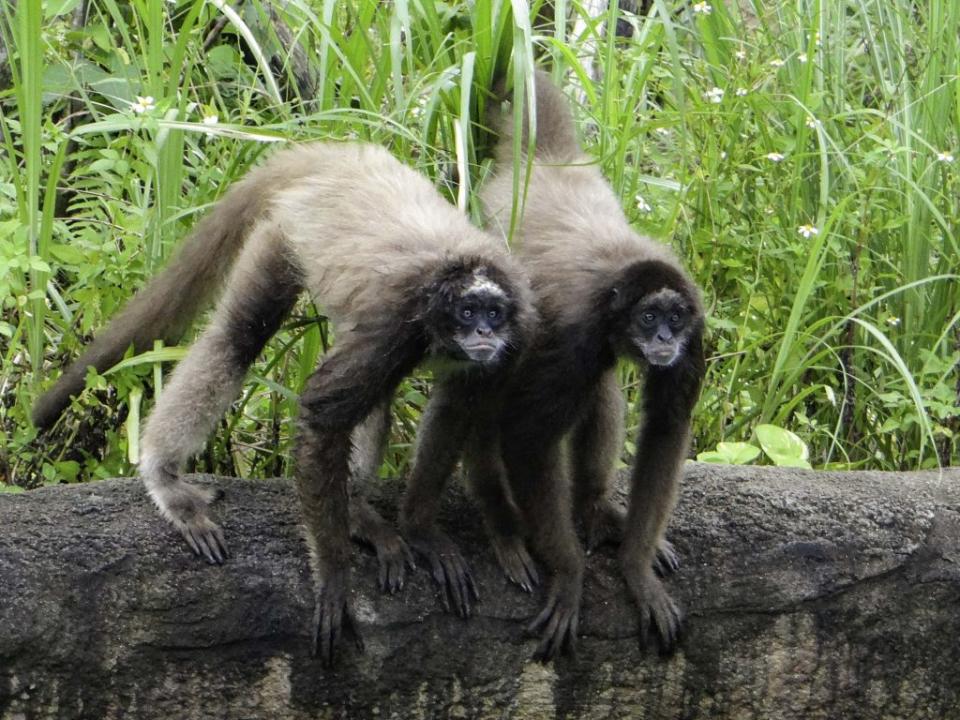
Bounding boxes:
527 567 583 661
165 485 228 565
372 532 416 596
312 568 364 667
622 563 682 655
489 532 539 592
404 526 479 618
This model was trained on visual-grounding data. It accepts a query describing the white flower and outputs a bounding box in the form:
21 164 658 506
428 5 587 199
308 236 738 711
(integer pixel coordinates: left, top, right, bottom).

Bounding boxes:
202 114 219 125
886 316 901 327
735 87 748 97
813 31 822 47
797 224 819 238
769 58 785 68
805 116 818 129
692 1 712 14
703 86 725 104
734 49 747 61
635 195 653 213
720 151 727 160
797 52 808 63
766 152 785 162
655 127 672 137
131 95 155 114
936 151 955 163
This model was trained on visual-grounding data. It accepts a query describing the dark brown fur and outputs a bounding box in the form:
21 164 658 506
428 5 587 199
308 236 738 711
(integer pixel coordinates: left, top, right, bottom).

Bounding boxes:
479 72 705 659
33 142 536 665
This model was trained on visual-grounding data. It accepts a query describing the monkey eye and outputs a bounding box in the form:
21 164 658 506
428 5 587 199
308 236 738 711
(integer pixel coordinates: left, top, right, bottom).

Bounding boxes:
640 311 657 326
461 307 474 320
487 308 500 320
670 313 681 324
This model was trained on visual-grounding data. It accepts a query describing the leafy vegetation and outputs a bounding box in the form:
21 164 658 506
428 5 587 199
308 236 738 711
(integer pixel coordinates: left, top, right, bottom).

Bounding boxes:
0 0 956 487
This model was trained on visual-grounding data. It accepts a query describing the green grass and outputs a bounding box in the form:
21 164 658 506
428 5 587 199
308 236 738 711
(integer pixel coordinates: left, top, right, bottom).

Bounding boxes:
0 0 956 487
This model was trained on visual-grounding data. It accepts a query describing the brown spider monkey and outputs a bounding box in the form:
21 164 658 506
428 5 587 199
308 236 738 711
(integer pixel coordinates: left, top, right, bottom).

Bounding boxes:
471 71 704 659
32 141 537 665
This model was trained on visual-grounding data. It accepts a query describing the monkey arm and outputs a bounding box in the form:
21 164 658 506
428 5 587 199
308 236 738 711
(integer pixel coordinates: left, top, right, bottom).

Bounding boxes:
401 378 479 617
620 328 705 653
296 327 424 666
463 419 539 592
500 359 592 660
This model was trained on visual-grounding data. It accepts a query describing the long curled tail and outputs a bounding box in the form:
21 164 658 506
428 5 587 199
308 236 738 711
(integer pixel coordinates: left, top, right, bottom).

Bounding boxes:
493 70 583 163
32 167 274 430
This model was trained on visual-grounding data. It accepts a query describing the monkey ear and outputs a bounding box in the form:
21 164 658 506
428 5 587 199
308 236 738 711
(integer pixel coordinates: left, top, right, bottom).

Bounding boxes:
609 285 630 314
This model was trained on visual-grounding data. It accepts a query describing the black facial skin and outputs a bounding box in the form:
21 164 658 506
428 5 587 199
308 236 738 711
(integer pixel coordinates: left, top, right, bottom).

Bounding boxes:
628 289 692 367
452 290 509 364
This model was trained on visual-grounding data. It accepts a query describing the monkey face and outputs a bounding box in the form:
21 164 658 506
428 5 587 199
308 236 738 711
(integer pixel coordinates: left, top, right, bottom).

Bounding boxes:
449 289 511 365
625 288 694 367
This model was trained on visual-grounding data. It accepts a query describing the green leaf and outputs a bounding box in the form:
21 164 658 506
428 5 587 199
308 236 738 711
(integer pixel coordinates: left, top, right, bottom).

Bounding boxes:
697 441 762 465
755 424 812 469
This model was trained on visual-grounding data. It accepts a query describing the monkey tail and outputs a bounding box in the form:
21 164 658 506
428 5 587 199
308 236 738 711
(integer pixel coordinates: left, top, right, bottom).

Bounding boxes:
492 69 582 163
32 172 270 430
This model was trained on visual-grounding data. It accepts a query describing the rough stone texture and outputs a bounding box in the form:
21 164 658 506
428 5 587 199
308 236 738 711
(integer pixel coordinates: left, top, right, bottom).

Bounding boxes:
2 463 959 719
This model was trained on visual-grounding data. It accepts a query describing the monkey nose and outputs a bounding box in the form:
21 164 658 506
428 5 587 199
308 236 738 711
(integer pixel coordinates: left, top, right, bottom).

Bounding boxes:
476 326 493 338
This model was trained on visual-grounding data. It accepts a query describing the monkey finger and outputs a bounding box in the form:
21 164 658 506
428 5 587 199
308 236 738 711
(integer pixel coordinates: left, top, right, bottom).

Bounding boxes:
520 551 540 588
533 610 563 661
192 529 219 565
181 528 202 558
465 568 480 602
403 543 417 572
211 525 229 561
344 607 365 653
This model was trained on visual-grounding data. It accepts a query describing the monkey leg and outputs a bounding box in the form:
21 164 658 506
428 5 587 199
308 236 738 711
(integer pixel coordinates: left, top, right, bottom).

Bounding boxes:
400 380 478 618
463 426 539 592
348 400 415 594
297 327 422 665
140 230 300 564
570 368 627 552
620 330 705 654
570 369 680 576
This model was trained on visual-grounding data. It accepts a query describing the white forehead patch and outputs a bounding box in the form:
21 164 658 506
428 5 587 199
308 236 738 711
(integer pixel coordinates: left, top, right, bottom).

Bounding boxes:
466 273 506 297
646 287 683 304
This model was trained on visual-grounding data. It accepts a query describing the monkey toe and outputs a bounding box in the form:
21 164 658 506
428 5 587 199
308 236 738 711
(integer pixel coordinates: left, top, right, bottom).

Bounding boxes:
653 539 680 577
491 535 539 591
406 527 478 617
313 580 363 667
631 574 682 655
527 574 581 661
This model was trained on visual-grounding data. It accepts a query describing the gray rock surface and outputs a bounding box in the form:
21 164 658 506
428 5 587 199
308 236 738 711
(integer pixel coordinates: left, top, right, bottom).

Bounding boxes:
2 463 959 719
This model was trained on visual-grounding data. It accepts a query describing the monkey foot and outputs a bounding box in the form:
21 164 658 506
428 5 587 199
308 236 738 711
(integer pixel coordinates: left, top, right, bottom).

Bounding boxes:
581 497 626 552
624 568 683 655
312 570 364 667
527 570 582 661
489 532 539 592
653 539 681 577
404 526 478 618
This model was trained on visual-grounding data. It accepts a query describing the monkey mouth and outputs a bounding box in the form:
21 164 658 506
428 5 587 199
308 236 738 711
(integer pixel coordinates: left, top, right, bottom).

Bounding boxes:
635 341 679 367
461 342 502 364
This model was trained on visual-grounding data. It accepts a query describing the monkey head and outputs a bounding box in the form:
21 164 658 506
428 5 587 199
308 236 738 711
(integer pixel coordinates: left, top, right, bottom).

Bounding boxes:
608 260 703 368
422 260 521 369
